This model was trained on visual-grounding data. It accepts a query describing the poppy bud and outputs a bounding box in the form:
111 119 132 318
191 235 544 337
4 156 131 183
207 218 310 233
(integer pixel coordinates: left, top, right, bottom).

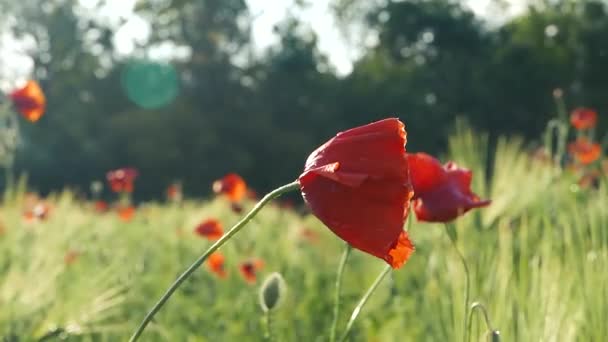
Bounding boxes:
259 272 286 312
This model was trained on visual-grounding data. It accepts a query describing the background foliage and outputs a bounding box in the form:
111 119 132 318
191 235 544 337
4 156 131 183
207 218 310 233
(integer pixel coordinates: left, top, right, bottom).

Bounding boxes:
2 0 608 198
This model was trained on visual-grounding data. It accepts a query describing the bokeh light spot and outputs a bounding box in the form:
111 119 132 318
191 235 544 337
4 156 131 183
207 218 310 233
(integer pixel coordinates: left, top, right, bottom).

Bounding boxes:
121 60 179 109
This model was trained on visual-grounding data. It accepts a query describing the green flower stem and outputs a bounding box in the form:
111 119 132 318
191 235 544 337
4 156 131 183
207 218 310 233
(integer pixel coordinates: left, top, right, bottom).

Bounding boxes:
338 264 392 342
444 224 471 342
467 302 494 334
128 180 301 342
466 302 498 341
329 243 352 342
263 311 273 341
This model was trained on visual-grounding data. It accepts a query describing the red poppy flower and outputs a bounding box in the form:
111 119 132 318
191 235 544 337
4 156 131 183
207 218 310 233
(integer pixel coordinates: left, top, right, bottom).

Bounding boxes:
570 107 598 130
23 202 51 222
298 118 415 269
578 170 601 189
207 252 227 278
64 250 81 265
166 183 182 202
239 259 264 284
568 138 601 165
212 173 247 202
117 206 136 222
194 219 223 240
299 227 319 243
94 200 109 213
106 168 138 193
407 153 491 222
230 202 244 214
10 80 46 122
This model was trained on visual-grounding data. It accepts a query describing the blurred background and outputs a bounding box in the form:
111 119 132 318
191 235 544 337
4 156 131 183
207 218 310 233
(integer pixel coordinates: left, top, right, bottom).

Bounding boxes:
0 0 606 199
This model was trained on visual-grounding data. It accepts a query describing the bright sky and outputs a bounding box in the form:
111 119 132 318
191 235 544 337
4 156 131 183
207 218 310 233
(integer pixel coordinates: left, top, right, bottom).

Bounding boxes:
0 0 527 89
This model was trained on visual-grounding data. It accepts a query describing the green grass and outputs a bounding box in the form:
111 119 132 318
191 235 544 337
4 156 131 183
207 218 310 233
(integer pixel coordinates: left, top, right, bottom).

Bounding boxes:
1 125 607 341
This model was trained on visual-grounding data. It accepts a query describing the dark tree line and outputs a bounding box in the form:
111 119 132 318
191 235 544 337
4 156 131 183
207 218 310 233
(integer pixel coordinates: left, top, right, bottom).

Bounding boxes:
3 0 608 199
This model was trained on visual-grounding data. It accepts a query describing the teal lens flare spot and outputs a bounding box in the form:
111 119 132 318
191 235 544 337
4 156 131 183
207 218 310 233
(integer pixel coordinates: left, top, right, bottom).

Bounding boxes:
121 60 179 109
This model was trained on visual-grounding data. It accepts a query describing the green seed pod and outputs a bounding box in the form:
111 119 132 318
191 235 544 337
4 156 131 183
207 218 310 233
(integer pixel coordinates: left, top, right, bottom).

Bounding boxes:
259 272 286 312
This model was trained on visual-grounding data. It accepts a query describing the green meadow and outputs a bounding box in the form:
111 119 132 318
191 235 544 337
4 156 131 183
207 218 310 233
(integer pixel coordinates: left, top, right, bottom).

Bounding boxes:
1 124 606 341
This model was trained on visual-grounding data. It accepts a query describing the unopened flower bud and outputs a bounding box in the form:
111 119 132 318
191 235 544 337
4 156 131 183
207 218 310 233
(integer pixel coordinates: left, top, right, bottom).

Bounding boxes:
259 272 286 312
489 330 500 342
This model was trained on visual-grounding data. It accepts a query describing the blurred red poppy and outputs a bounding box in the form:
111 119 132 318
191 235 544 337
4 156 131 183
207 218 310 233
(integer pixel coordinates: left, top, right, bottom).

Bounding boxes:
299 227 319 243
106 168 138 193
239 258 264 284
578 170 601 189
298 118 415 269
94 200 109 213
568 138 601 165
117 206 136 222
64 250 81 265
194 219 223 240
207 252 227 278
10 80 46 122
166 183 182 202
407 153 491 222
570 107 597 130
230 202 243 214
213 173 247 202
23 202 51 222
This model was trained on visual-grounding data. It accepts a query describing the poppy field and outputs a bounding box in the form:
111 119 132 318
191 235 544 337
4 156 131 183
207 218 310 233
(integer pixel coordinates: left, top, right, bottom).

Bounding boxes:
1 98 607 340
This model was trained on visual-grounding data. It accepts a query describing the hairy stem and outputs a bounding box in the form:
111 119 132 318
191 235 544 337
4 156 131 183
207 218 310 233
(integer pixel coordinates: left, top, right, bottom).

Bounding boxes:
339 264 391 342
329 243 352 342
129 180 301 342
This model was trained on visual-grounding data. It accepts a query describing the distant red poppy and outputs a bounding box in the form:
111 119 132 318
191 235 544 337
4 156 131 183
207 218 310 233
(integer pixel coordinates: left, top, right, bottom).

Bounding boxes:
23 202 51 222
194 219 223 240
230 202 243 214
239 258 264 284
207 252 227 278
212 173 247 202
117 206 136 222
570 108 598 130
94 200 109 213
299 227 319 243
64 250 80 265
568 138 601 165
407 153 491 222
106 168 138 193
578 170 601 189
10 80 46 122
298 118 415 269
166 183 182 202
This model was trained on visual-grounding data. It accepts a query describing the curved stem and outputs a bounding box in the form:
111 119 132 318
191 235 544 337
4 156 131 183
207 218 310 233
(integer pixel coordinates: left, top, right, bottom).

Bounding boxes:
339 264 391 342
466 302 495 339
329 243 352 342
128 180 301 342
444 224 470 342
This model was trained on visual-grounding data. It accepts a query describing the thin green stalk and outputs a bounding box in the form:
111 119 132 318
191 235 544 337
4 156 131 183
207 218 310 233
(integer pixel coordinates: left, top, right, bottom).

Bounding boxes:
466 302 498 341
128 180 301 342
467 302 494 335
329 243 352 342
338 264 391 342
444 224 470 342
263 311 273 341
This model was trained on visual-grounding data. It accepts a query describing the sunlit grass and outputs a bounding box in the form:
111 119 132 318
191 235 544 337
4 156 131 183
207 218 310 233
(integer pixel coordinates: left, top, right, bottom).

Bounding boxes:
1 125 606 341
